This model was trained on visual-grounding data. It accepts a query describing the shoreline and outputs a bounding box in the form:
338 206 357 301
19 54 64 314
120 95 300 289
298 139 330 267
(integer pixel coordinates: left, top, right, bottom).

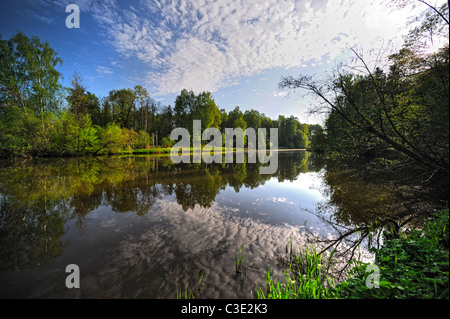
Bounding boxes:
0 148 308 160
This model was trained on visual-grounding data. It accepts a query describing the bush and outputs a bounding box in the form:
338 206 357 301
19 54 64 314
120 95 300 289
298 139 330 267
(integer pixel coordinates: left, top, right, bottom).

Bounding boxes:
160 136 175 148
121 128 138 151
97 123 124 154
50 112 98 155
136 130 153 149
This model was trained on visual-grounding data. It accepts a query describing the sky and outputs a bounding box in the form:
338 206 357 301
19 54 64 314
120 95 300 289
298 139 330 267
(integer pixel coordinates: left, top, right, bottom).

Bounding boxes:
0 0 441 124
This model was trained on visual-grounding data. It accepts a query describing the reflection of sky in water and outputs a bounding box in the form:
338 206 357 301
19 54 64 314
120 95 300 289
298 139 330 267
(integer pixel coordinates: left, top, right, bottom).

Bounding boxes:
217 173 326 228
1 152 360 299
1 171 335 298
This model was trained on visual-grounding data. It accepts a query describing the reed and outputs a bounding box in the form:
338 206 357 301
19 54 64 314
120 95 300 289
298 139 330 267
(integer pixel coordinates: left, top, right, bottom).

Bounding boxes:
257 244 336 299
176 283 194 299
235 245 247 274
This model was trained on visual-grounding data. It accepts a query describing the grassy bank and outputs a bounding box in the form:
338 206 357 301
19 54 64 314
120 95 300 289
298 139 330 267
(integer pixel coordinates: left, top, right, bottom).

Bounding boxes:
256 209 449 299
120 147 172 155
178 208 449 299
118 146 295 156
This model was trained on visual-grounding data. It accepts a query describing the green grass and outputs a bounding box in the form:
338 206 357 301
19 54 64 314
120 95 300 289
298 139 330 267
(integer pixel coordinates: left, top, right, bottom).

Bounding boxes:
236 245 247 274
176 271 208 299
175 209 449 299
256 245 336 299
256 209 449 299
121 147 172 154
334 208 449 299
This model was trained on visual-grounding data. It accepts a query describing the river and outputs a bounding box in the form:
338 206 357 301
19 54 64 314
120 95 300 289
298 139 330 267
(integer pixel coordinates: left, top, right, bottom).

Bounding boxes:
0 151 384 298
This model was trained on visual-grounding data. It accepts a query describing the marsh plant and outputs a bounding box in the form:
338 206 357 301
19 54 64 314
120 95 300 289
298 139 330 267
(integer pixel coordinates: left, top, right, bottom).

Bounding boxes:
176 271 207 299
235 245 247 274
255 244 336 299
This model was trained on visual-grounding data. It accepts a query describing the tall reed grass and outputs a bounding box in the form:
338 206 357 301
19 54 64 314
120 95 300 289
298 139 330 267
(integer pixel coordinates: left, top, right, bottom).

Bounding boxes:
256 244 336 299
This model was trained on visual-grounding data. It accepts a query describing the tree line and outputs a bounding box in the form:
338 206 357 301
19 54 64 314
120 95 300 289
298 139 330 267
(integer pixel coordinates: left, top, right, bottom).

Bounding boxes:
0 31 321 158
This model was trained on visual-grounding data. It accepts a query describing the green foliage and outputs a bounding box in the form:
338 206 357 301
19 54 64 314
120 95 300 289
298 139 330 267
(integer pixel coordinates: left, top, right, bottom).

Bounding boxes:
135 130 152 149
174 89 222 134
0 31 63 114
97 123 125 154
0 107 99 157
309 126 327 152
276 115 309 149
335 209 449 299
0 106 50 157
256 245 335 299
255 210 449 299
0 31 321 157
160 136 175 148
66 71 101 124
51 112 99 155
121 128 138 151
108 88 136 128
282 44 449 201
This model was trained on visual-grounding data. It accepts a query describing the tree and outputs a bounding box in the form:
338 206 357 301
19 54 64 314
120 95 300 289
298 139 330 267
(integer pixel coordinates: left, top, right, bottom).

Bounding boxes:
310 126 327 153
0 31 63 116
173 89 221 140
136 130 152 149
157 105 174 139
66 71 101 124
107 88 136 128
133 84 150 132
244 109 262 130
192 91 221 131
228 106 247 130
96 123 125 155
220 108 229 129
279 44 449 203
100 96 113 127
51 112 99 155
387 0 449 50
174 89 195 129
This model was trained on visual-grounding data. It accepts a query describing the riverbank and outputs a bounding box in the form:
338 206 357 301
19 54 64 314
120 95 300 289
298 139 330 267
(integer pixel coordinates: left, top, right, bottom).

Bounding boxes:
255 208 449 299
1 147 308 159
178 208 449 299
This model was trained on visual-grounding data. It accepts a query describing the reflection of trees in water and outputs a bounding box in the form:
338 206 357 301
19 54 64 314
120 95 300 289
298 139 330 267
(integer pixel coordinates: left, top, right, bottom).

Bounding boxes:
0 151 321 271
0 196 69 272
319 166 438 228
308 165 440 278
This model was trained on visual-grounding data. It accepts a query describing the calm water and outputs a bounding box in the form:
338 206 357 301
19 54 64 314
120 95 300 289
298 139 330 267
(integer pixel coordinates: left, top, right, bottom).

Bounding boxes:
0 151 371 298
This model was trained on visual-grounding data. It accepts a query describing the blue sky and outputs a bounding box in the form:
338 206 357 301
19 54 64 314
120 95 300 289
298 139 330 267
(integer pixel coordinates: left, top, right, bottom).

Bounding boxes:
0 0 437 124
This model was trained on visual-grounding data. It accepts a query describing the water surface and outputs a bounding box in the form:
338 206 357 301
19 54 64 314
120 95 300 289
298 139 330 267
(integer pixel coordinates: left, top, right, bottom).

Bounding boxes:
0 151 350 298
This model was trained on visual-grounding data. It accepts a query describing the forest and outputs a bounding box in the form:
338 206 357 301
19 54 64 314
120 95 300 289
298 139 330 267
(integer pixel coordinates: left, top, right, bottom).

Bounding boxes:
0 32 320 158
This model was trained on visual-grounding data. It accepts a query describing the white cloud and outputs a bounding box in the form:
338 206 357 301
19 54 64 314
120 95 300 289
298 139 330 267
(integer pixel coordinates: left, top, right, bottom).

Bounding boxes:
72 0 425 95
96 65 114 75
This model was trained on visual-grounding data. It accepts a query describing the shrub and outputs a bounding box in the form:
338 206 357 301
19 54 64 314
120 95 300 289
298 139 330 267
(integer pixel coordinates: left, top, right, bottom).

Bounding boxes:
97 123 124 154
160 136 175 148
136 130 153 149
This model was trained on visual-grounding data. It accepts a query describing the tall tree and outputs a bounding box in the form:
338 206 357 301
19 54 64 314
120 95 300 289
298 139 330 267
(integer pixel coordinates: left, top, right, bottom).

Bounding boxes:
66 71 100 124
174 89 196 130
280 44 449 202
108 88 136 128
0 31 63 115
133 84 149 132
